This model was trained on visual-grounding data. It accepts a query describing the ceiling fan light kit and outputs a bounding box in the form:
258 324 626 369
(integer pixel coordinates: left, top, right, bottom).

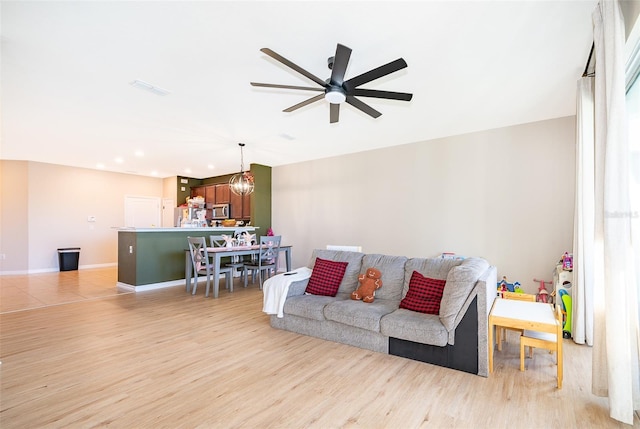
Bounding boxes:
251 43 412 123
325 89 346 104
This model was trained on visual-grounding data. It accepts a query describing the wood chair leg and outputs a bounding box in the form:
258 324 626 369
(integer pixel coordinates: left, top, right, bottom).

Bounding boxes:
520 340 526 371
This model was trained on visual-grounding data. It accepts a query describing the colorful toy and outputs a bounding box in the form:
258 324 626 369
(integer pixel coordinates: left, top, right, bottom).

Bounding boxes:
534 278 552 303
497 282 508 297
514 284 524 294
558 289 572 338
497 276 521 297
562 252 573 270
351 267 383 303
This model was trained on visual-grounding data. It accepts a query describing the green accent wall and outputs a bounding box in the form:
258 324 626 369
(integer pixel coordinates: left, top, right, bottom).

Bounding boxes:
250 163 272 238
176 176 202 206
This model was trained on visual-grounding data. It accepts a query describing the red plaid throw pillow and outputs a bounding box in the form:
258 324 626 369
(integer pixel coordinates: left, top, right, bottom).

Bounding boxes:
305 257 349 297
399 271 447 315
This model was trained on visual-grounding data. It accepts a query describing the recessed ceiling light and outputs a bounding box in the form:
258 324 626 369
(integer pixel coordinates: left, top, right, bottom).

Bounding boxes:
96 163 105 169
130 79 171 96
185 168 192 174
115 157 124 164
135 150 144 157
150 171 158 176
208 164 214 169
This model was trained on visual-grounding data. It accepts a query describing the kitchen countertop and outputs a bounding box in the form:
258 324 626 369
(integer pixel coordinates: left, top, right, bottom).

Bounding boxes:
117 226 257 232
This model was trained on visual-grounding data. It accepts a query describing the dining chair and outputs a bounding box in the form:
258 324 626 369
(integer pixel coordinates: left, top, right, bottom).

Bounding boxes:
520 304 563 388
496 291 537 351
221 230 251 277
210 235 236 291
187 236 233 297
242 235 281 289
209 235 226 248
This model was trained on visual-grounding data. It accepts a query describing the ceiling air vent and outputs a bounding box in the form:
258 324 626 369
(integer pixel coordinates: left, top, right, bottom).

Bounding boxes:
130 79 171 96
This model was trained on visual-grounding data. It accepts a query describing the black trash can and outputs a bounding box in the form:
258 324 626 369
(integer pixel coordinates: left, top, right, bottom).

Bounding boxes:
58 247 81 271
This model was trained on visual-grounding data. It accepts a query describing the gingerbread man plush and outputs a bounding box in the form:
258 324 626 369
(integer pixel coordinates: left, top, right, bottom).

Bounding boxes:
351 267 383 303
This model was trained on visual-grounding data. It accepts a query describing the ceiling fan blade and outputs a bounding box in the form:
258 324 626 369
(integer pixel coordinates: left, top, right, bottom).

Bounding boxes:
346 96 382 119
330 44 352 86
251 82 324 92
260 48 327 87
283 94 325 112
343 58 408 91
330 103 340 123
352 88 413 101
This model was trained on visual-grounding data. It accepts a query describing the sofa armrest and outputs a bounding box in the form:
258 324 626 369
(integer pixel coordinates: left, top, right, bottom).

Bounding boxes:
475 265 497 377
447 265 497 337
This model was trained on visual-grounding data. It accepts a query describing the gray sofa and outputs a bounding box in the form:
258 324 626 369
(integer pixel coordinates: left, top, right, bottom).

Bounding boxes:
270 249 497 376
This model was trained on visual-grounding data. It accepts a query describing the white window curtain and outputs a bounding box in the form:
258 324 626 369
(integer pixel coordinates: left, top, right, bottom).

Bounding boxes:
573 76 595 347
573 0 640 424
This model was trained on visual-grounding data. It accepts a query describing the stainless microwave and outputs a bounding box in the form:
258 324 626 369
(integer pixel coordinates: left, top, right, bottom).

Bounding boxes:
210 203 229 220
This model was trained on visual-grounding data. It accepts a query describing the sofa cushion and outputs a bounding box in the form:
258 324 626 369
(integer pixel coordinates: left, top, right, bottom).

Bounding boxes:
324 299 398 332
403 258 464 297
309 249 364 294
380 309 449 347
283 295 343 321
439 258 490 331
305 257 348 296
399 271 447 315
361 254 408 302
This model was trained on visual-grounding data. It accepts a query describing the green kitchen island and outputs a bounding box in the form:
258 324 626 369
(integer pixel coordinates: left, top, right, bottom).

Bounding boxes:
117 227 258 291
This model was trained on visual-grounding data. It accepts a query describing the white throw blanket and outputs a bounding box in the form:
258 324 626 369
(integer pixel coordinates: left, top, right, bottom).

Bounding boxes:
262 267 312 318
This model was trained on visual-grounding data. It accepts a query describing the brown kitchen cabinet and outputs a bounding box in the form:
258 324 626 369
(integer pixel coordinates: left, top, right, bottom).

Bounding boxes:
243 193 251 220
215 184 230 204
230 191 251 220
205 185 215 203
190 186 206 199
229 191 242 219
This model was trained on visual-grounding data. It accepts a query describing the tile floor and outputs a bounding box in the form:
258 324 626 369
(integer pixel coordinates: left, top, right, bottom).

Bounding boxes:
0 267 128 314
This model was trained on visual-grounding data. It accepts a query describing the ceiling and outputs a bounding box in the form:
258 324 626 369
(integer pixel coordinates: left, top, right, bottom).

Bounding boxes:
0 1 597 179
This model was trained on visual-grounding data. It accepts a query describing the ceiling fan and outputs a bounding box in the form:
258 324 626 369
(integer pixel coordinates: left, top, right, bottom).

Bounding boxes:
250 43 413 123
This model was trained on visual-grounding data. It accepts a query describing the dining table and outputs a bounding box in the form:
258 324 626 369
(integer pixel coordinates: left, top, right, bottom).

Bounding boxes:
185 244 292 297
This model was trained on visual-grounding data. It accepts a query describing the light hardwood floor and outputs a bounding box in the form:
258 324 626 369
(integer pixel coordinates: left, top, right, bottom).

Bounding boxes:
1 268 638 428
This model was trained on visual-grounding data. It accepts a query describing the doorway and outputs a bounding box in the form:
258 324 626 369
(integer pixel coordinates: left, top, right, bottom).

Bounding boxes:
124 196 161 228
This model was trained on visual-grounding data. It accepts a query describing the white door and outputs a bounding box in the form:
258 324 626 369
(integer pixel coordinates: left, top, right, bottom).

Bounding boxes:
162 198 175 227
125 196 161 228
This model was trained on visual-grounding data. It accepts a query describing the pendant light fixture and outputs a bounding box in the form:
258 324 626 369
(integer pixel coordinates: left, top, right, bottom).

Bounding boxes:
229 143 254 196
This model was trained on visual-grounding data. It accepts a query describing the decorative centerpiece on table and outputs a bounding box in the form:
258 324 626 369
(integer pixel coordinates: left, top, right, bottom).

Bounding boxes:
241 232 256 246
221 235 235 248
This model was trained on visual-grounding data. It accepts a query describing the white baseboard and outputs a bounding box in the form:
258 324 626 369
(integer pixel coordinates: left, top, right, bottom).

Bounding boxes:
0 262 118 276
117 278 185 292
116 275 224 292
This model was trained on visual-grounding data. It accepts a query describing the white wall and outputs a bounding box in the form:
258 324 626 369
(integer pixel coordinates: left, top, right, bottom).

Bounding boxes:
1 116 576 287
1 161 163 273
272 116 576 294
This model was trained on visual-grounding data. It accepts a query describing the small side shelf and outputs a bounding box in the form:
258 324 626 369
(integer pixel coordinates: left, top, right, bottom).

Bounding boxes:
554 264 573 302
